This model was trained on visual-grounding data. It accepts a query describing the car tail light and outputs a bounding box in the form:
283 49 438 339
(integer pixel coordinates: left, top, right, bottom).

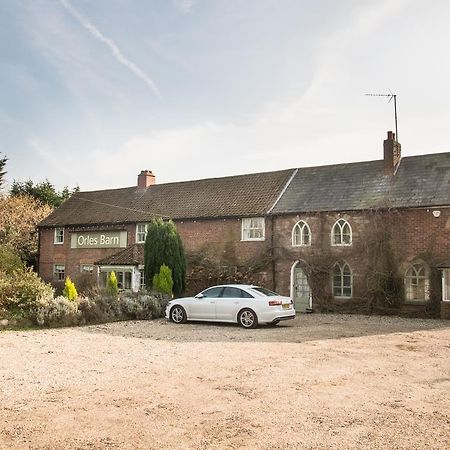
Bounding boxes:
268 299 282 306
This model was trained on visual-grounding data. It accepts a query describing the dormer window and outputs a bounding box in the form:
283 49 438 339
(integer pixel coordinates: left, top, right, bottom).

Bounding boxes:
331 219 352 246
54 227 64 245
241 218 265 241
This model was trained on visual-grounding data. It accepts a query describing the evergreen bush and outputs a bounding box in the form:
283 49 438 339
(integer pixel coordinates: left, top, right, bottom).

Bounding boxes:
106 271 119 296
63 277 78 301
152 264 173 296
144 219 186 296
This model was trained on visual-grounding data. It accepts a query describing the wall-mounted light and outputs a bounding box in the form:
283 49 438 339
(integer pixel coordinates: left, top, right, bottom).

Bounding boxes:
432 210 441 218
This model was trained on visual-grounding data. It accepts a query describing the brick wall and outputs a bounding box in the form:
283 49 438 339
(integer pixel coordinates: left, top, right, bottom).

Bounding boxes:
272 207 450 317
39 224 136 283
38 208 450 318
39 217 271 286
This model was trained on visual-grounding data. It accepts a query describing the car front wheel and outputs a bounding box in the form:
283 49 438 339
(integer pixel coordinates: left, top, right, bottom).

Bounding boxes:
238 308 258 329
170 305 187 324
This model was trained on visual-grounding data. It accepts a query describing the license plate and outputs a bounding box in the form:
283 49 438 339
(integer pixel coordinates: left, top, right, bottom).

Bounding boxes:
282 304 292 309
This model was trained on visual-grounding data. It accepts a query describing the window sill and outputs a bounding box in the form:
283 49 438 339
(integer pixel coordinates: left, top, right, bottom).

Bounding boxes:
54 242 64 245
404 300 429 305
241 238 265 242
331 244 352 247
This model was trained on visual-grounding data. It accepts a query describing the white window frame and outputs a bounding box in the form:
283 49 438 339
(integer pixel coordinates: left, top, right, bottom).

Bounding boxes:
292 220 311 247
405 262 430 302
53 264 65 281
331 219 352 246
241 217 265 241
80 264 94 273
135 223 148 244
54 227 64 245
332 261 353 298
443 269 450 302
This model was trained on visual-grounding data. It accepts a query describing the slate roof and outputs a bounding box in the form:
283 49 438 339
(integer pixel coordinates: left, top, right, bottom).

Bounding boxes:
96 244 144 265
270 153 450 214
39 169 294 227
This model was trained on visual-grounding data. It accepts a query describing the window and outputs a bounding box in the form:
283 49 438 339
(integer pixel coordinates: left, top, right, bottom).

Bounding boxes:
331 219 352 246
241 217 265 241
292 220 311 246
333 261 352 298
80 264 94 273
201 287 223 298
99 269 132 290
140 270 145 290
136 223 148 243
405 262 429 301
221 287 254 298
54 227 64 244
53 264 65 281
443 270 450 302
250 287 278 297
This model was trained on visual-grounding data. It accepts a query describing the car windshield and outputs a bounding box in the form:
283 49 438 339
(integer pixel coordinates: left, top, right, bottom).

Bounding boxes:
250 287 279 297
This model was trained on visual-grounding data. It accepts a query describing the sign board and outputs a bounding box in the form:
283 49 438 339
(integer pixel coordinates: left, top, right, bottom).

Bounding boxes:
70 231 127 249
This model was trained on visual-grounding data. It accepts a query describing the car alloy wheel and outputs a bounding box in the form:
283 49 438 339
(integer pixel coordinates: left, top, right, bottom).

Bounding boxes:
238 308 258 329
170 306 186 324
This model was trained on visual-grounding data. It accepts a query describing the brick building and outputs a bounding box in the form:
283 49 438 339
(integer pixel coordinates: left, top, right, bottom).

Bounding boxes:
38 132 450 318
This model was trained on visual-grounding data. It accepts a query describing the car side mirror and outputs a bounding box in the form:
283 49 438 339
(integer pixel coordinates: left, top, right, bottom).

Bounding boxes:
195 293 204 299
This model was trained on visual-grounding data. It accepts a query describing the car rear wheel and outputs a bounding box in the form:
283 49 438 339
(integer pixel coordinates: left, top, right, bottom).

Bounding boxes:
238 308 258 329
170 305 187 324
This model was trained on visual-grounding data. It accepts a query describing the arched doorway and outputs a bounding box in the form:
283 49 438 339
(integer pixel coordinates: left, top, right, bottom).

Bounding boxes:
291 261 311 312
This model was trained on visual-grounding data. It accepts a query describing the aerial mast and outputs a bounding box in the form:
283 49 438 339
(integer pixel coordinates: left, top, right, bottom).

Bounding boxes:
365 91 398 141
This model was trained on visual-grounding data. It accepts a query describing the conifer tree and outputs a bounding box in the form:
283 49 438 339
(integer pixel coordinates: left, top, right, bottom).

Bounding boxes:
144 219 186 296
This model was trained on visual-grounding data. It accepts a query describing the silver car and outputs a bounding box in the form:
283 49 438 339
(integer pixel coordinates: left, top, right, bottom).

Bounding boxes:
165 284 295 329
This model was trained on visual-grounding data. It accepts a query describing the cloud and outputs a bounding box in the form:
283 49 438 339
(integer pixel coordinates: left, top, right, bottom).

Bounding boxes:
173 0 196 14
58 0 161 98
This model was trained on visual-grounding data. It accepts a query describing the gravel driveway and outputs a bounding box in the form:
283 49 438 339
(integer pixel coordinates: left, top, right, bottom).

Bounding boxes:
1 314 449 449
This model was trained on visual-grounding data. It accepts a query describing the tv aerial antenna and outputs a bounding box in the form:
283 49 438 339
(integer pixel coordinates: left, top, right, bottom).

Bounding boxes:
365 90 398 141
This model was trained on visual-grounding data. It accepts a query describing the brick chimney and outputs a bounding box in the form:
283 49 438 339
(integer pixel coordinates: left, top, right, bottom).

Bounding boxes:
137 170 155 189
383 131 401 175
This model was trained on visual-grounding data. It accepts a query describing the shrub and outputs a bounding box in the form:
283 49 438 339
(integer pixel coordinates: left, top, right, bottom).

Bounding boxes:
0 245 23 275
106 271 119 296
34 295 80 327
0 267 54 319
73 272 98 296
152 264 173 296
120 293 169 320
63 277 78 301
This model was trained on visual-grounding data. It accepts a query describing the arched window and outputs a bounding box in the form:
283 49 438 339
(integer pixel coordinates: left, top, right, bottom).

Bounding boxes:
333 261 352 298
292 221 311 246
332 219 352 246
405 262 429 301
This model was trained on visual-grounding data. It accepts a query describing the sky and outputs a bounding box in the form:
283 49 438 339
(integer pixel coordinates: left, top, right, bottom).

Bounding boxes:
1 0 450 192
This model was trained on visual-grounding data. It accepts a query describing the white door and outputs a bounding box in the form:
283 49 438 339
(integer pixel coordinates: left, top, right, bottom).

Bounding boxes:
293 266 311 312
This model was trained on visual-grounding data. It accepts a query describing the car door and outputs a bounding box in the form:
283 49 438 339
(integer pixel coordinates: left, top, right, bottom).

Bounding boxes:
189 286 223 320
215 287 253 321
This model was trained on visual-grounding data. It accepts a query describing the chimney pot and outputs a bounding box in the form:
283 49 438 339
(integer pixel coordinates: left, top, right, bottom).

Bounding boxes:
137 170 156 189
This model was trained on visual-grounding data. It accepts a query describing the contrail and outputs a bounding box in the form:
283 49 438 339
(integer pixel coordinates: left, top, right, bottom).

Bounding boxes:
59 0 161 98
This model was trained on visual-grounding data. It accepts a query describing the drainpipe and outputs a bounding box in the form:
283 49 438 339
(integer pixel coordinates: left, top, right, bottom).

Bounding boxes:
270 215 276 291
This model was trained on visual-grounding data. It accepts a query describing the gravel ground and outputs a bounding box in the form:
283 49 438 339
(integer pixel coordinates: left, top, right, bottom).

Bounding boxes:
1 314 449 449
